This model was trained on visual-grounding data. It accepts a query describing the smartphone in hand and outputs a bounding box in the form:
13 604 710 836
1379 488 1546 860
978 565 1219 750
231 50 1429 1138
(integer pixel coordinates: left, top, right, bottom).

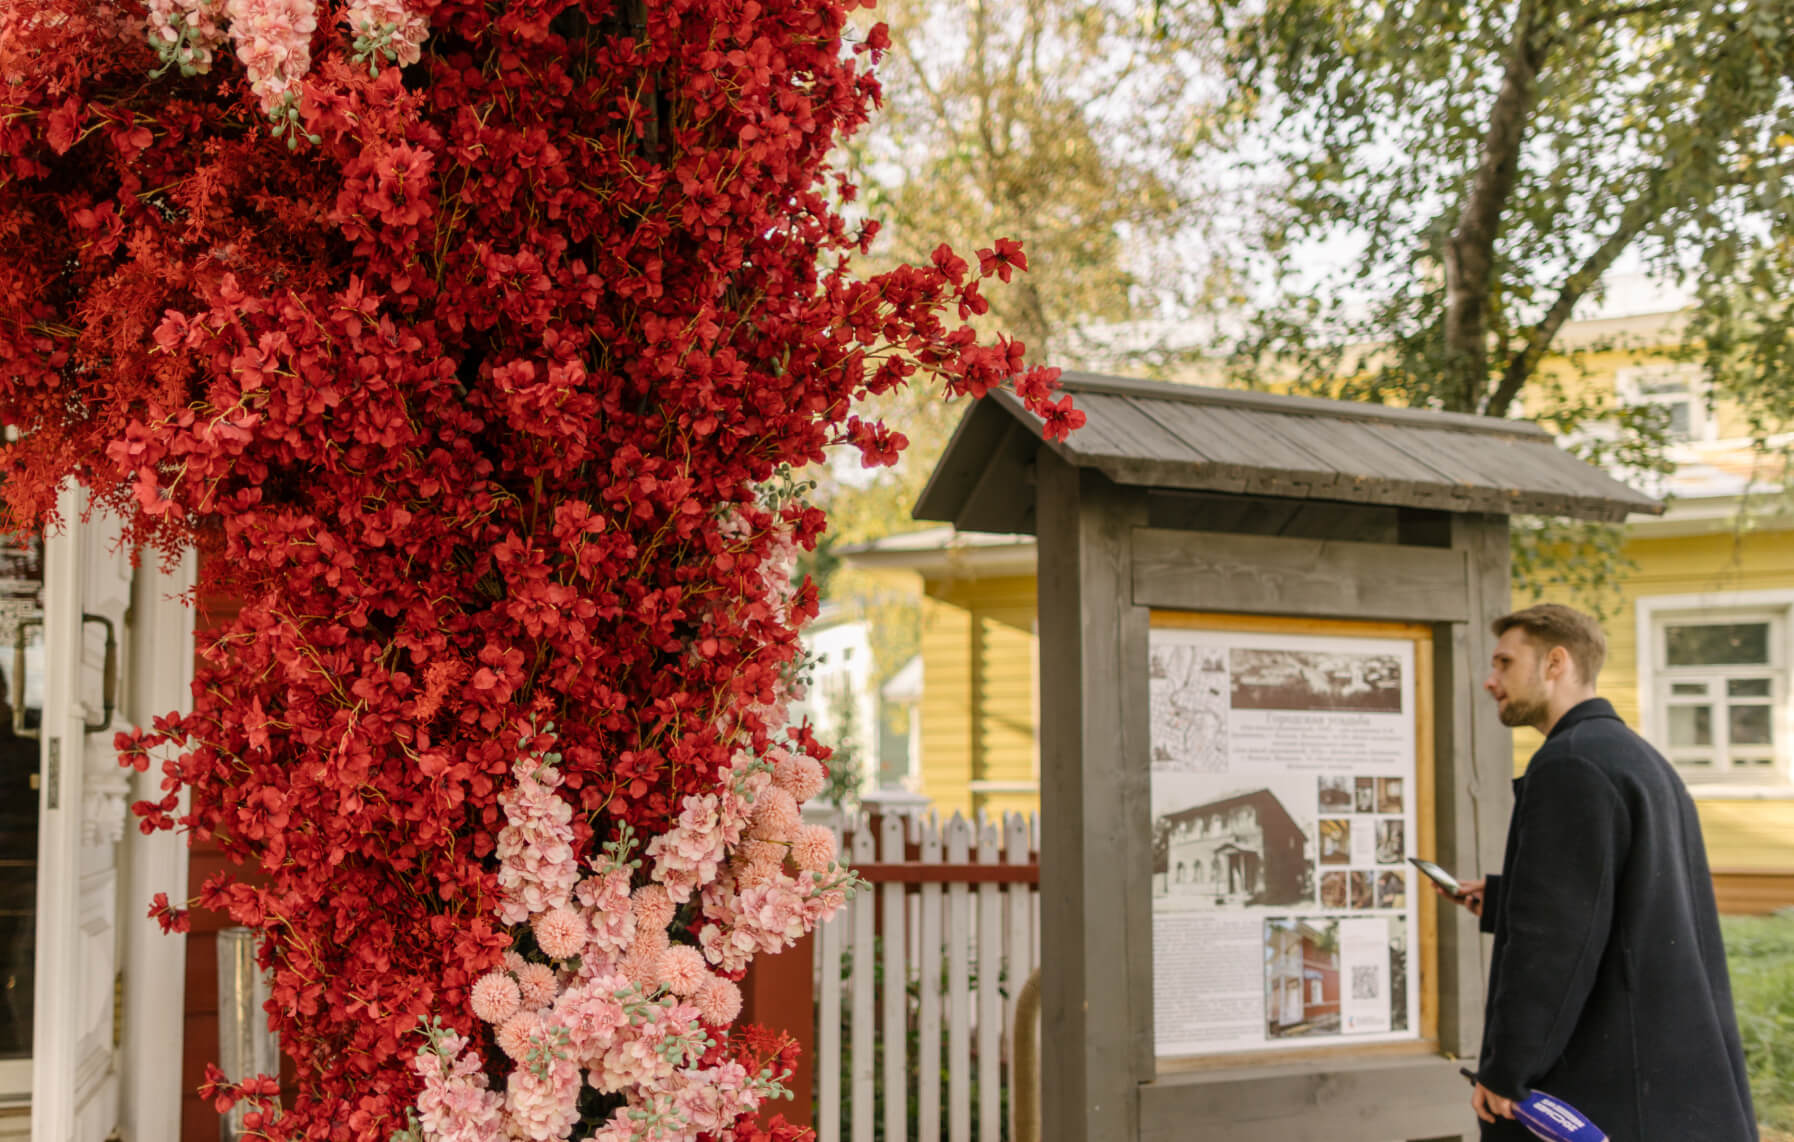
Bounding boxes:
1408 857 1464 897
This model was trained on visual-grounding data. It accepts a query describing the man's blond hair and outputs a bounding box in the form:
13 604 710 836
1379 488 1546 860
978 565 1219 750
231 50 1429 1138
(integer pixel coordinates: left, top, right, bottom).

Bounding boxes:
1492 604 1606 685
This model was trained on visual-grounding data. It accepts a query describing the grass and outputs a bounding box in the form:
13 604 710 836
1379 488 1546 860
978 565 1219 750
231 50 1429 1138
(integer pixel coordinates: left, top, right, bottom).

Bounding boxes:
1723 913 1794 1135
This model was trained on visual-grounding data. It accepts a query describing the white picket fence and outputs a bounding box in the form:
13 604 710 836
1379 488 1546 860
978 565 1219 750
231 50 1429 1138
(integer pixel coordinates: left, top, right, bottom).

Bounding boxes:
814 810 1041 1142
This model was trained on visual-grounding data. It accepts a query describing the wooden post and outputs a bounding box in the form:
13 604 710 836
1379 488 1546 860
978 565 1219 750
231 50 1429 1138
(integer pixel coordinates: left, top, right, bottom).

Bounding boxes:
740 932 817 1130
1036 457 1152 1142
1432 512 1514 1059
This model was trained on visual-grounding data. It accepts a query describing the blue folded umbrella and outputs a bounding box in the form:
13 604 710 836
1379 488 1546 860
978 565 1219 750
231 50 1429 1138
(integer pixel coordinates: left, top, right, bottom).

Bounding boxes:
1459 1068 1608 1142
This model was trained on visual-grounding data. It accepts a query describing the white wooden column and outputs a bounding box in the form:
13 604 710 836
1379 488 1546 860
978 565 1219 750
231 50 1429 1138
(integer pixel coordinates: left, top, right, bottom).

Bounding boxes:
119 547 196 1140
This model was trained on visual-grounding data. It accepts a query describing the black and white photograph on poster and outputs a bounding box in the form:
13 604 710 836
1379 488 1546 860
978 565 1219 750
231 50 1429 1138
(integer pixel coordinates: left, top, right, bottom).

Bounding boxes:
1377 870 1406 909
1349 870 1374 910
1148 643 1229 771
1319 870 1348 909
1264 918 1340 1039
1318 818 1351 865
1377 777 1404 814
1152 773 1316 908
1354 776 1376 813
1375 818 1405 864
1228 649 1404 713
1318 775 1353 810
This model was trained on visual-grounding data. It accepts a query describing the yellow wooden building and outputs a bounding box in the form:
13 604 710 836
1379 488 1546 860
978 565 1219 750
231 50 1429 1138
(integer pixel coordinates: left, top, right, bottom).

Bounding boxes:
844 279 1794 902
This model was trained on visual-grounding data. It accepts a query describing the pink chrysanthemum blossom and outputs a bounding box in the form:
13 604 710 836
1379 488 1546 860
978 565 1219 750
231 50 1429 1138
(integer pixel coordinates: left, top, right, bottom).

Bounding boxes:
630 884 676 933
657 945 710 996
515 962 559 1011
732 855 782 890
533 906 587 961
791 824 838 872
772 750 826 804
495 1010 545 1063
692 975 742 1025
748 786 800 842
619 943 663 992
469 970 522 1025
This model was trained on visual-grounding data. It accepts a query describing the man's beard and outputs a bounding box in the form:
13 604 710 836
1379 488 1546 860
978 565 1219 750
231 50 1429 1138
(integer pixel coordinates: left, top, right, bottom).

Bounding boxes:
1497 694 1548 728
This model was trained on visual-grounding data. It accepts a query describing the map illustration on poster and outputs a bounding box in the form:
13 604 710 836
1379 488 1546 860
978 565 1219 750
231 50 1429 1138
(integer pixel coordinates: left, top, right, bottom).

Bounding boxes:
1149 624 1422 1057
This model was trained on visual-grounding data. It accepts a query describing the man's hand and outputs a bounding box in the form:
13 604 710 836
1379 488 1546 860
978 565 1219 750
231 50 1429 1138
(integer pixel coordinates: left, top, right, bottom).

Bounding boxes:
1471 1082 1516 1124
1437 876 1486 918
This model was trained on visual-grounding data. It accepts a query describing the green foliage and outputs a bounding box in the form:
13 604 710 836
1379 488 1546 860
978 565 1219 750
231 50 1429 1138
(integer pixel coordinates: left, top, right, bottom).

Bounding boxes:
846 0 1224 364
1723 912 1794 1132
1205 0 1794 594
821 678 869 809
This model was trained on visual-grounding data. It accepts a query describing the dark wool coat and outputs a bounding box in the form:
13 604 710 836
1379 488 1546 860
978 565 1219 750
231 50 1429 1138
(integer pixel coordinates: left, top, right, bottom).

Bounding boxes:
1478 698 1757 1142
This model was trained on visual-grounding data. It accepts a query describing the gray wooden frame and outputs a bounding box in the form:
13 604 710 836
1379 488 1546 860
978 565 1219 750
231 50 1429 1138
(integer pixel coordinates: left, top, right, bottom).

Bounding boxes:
1036 456 1515 1142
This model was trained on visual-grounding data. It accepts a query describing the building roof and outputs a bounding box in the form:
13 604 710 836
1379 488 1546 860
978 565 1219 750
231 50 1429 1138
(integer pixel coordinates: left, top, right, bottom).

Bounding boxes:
1161 787 1302 837
913 372 1663 534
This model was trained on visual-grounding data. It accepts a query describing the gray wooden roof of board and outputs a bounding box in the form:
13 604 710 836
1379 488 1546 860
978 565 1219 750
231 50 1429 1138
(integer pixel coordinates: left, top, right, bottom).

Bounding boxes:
913 371 1664 533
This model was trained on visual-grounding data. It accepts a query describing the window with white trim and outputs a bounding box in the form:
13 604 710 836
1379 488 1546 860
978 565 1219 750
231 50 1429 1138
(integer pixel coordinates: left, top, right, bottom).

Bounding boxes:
1650 611 1785 779
1615 363 1714 443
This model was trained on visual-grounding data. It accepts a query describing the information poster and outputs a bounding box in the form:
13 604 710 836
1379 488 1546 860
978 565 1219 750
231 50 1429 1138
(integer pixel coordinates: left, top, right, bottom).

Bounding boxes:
1149 623 1421 1057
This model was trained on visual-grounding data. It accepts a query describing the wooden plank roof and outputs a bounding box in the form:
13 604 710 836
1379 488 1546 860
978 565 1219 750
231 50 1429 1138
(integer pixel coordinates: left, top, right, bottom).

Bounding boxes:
914 371 1663 532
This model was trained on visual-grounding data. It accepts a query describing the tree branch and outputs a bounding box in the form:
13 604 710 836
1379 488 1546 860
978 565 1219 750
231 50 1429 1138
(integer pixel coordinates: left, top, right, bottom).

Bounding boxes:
1439 0 1563 412
1576 0 1683 29
1483 177 1667 418
1485 12 1767 417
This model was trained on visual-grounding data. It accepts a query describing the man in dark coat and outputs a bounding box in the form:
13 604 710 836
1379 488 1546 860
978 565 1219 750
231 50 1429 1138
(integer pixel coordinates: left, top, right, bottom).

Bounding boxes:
1448 603 1757 1140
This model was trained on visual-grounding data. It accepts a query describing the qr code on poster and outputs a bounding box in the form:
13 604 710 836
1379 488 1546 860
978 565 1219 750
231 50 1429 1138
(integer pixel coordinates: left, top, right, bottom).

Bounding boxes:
1351 965 1379 1001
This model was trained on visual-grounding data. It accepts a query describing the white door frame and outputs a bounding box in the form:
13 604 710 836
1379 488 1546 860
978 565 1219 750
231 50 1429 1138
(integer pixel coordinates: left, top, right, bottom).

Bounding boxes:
119 548 196 1139
30 490 192 1142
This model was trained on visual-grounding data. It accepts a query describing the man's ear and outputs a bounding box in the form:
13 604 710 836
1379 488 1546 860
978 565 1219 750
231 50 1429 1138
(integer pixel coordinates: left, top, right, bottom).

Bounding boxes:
1544 645 1571 683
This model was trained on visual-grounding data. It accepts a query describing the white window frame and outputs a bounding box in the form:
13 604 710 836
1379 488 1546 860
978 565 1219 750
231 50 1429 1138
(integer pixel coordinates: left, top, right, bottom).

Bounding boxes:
1614 363 1716 444
1636 590 1794 796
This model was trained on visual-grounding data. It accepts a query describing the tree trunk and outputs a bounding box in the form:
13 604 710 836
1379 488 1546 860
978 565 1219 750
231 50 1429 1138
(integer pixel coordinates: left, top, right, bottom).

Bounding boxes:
1440 0 1558 412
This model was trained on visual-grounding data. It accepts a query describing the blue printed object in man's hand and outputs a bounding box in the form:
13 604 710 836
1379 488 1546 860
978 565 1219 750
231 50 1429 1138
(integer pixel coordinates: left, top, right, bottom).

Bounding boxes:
1511 1091 1607 1142
1458 1067 1607 1142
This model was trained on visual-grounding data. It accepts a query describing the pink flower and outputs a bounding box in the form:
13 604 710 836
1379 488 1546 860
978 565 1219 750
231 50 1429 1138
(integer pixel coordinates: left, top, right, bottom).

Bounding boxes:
619 942 663 991
469 970 521 1025
790 824 837 872
575 866 635 957
552 976 629 1062
693 975 742 1025
749 786 800 842
411 1031 505 1142
533 906 587 961
732 855 782 889
495 759 579 924
341 0 428 68
495 1010 545 1062
515 962 559 1011
505 1058 581 1141
657 945 710 996
631 884 676 932
223 0 318 113
773 751 826 803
